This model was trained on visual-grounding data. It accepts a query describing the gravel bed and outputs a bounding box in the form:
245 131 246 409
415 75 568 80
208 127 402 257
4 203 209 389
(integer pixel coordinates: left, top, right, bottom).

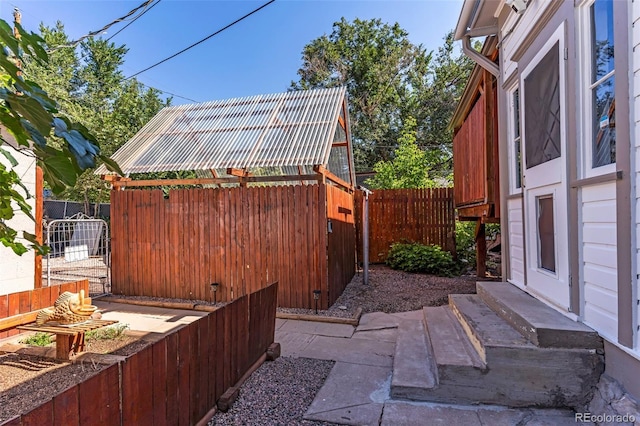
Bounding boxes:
0 353 105 422
210 357 335 426
279 265 480 319
101 294 227 308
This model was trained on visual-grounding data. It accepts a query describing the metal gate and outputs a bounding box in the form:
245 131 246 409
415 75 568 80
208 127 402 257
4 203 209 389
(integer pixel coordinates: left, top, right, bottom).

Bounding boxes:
44 217 110 296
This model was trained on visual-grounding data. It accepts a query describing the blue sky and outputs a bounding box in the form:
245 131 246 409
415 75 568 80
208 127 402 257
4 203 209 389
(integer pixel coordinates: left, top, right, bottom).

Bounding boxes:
4 0 463 105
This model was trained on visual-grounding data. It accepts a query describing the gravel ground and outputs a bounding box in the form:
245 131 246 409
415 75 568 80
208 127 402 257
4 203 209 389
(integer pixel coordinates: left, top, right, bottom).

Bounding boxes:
278 264 479 318
210 358 335 426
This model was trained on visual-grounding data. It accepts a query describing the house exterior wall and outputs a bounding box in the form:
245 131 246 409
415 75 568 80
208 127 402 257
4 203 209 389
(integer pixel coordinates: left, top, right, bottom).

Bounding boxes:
580 182 618 341
0 149 36 296
632 0 640 352
506 197 525 287
494 0 640 396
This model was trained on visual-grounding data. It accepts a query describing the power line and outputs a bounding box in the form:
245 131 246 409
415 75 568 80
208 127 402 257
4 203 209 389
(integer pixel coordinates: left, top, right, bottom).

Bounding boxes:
125 0 275 80
138 80 200 103
106 0 161 42
47 0 156 52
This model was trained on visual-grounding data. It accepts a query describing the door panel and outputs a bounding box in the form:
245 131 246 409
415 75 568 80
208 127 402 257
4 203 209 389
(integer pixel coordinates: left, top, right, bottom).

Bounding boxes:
520 24 571 311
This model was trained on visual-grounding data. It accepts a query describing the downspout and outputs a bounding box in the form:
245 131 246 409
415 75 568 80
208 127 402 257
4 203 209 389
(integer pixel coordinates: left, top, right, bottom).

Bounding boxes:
461 35 499 77
359 186 372 285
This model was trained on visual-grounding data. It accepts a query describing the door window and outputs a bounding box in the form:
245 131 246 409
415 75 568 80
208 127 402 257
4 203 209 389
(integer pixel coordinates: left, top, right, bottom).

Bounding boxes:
537 195 556 272
524 43 561 169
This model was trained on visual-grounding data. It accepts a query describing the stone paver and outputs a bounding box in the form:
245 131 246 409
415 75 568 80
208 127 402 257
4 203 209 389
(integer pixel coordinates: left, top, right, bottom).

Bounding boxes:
293 334 395 367
352 327 398 343
356 312 401 332
304 362 390 426
278 319 354 338
381 401 482 425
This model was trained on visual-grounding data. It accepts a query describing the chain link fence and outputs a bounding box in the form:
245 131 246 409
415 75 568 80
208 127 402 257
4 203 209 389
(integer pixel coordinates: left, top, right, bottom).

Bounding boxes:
44 218 110 296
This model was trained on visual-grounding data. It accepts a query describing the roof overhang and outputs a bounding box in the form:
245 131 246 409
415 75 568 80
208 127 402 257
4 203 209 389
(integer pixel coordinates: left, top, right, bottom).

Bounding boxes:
454 0 502 41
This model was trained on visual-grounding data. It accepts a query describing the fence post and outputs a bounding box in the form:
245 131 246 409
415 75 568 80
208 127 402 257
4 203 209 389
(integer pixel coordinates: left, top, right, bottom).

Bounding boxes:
361 188 371 285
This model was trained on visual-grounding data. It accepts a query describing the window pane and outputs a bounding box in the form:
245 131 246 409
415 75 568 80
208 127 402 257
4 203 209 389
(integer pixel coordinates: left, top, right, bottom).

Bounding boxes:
524 43 561 169
590 0 614 82
513 89 520 139
515 138 522 189
537 195 556 272
512 89 522 189
592 76 615 167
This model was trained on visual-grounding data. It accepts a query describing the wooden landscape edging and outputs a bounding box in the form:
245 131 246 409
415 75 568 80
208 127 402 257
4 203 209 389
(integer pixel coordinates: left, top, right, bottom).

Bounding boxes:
5 282 279 426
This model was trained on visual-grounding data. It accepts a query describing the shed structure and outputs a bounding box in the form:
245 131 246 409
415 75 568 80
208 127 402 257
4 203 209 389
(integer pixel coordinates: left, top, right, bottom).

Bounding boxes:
100 87 357 309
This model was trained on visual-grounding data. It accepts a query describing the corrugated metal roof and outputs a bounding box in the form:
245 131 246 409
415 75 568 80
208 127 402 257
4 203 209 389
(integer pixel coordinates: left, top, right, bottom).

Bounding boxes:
98 86 349 176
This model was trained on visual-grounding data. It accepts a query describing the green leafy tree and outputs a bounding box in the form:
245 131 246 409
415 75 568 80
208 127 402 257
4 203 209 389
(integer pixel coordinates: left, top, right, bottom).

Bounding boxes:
0 16 119 255
365 117 434 189
24 22 169 203
292 20 474 178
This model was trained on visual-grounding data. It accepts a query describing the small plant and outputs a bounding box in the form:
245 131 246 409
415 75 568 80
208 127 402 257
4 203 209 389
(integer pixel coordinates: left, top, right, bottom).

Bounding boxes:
20 332 54 346
386 242 457 276
86 324 129 341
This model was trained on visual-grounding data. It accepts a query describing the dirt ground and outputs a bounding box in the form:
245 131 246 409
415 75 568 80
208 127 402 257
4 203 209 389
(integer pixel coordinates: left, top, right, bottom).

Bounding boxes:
0 266 489 422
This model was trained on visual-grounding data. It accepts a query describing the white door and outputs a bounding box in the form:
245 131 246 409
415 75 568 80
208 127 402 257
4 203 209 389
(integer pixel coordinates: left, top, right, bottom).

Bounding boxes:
520 24 571 311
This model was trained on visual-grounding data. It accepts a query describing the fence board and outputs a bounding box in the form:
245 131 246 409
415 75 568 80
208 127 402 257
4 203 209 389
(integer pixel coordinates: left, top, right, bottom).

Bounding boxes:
79 364 120 426
53 386 79 426
355 188 455 263
165 333 180 426
151 339 168 426
111 185 349 309
21 402 53 425
177 326 191 426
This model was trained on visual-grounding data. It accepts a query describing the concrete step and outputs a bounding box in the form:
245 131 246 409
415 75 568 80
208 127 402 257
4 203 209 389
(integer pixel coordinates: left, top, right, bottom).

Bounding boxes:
477 281 603 349
393 296 604 408
390 319 437 400
422 306 484 370
448 294 534 363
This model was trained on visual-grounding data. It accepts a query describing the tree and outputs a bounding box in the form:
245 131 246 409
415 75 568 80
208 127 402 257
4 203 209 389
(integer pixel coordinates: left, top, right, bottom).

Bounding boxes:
0 15 119 255
365 117 434 189
292 20 474 179
24 22 169 203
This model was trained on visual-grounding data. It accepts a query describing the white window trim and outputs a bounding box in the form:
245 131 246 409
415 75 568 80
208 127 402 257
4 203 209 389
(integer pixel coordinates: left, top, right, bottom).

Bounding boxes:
507 84 522 195
576 0 617 178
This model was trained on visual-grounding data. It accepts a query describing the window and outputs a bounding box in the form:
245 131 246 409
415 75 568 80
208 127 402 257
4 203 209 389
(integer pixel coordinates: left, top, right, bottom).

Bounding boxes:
589 0 615 168
537 195 556 272
512 88 522 189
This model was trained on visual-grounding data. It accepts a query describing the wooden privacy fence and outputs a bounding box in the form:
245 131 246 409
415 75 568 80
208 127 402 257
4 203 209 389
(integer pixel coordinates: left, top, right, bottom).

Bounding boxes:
5 282 278 426
0 279 89 339
111 184 355 310
355 188 455 263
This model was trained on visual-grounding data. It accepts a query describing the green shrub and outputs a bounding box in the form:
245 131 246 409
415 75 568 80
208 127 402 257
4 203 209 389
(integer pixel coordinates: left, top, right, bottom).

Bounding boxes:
21 332 54 346
456 221 476 264
386 242 456 276
86 324 129 341
455 221 501 265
